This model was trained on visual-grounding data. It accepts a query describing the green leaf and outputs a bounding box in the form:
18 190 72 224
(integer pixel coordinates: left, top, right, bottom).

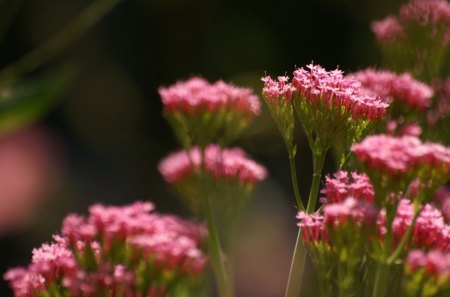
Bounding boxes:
0 66 75 135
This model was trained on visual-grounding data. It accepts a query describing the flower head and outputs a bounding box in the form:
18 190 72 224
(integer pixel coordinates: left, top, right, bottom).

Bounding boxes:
297 211 327 243
406 249 450 280
372 16 404 42
352 134 450 199
324 197 378 229
263 64 389 156
158 145 266 217
159 145 266 185
5 202 207 297
159 77 260 147
350 69 433 111
321 171 374 204
372 0 450 79
292 64 388 121
428 78 450 129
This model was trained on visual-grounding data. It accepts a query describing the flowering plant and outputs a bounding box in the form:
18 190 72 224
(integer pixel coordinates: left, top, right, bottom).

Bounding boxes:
4 0 450 297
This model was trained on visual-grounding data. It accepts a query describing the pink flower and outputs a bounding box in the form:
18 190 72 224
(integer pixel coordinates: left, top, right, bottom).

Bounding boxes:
321 171 374 204
292 64 388 120
371 16 404 42
400 0 450 28
428 79 450 125
158 145 267 185
323 197 378 228
261 75 297 102
434 186 450 222
5 202 207 297
350 69 433 111
159 77 260 119
391 199 450 250
296 211 327 243
406 249 450 279
0 127 61 234
352 134 450 177
373 0 450 46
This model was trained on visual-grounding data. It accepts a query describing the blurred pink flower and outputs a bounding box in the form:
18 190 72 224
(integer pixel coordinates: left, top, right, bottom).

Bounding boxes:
324 197 378 228
159 77 260 119
428 78 450 125
350 69 433 111
0 126 61 233
371 16 404 42
158 144 267 185
352 134 450 177
406 249 450 279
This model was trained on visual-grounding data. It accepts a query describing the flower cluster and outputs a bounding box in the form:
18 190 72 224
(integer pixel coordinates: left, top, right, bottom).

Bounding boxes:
406 250 450 278
352 134 450 199
159 145 267 185
262 64 389 159
297 212 327 243
404 250 450 294
372 0 450 80
391 199 450 250
159 145 266 219
321 171 374 204
350 68 433 111
292 64 388 120
372 16 404 43
373 0 450 45
4 202 207 297
159 77 260 146
261 76 296 103
323 197 378 229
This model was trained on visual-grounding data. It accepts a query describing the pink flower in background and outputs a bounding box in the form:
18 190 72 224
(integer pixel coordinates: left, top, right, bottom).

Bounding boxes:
4 202 207 297
292 64 388 120
352 134 450 177
406 250 450 279
371 16 404 42
400 0 450 28
373 0 450 46
321 171 374 204
158 145 267 185
428 79 450 125
0 126 61 233
350 69 433 111
392 200 446 248
159 77 260 119
323 197 378 228
434 186 450 221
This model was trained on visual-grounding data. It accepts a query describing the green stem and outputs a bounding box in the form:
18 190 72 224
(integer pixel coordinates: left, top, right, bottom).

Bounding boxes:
0 0 122 84
203 191 232 297
373 214 394 297
338 261 349 297
289 152 305 211
306 152 326 213
198 150 232 297
284 150 327 297
284 231 307 297
387 206 422 264
372 262 389 297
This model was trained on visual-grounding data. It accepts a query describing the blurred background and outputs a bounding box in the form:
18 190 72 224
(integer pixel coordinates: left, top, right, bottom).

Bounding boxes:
0 0 406 296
